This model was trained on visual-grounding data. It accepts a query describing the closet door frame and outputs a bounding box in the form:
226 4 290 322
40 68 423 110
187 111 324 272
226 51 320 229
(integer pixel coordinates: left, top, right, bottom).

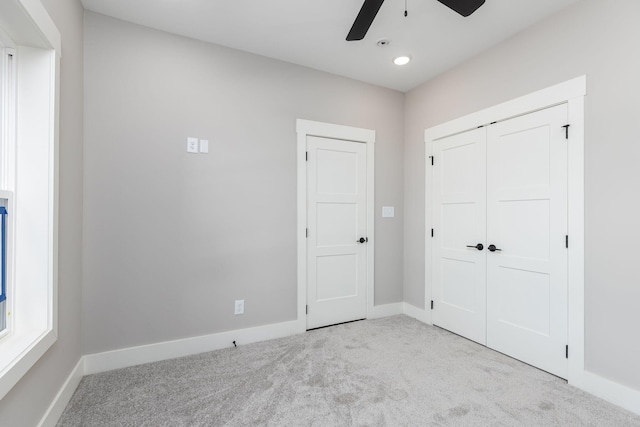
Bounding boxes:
424 75 585 386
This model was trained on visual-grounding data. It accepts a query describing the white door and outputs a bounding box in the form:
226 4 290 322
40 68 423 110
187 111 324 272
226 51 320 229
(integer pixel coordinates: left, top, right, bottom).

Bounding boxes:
432 127 487 345
430 104 569 378
306 136 368 330
486 104 568 378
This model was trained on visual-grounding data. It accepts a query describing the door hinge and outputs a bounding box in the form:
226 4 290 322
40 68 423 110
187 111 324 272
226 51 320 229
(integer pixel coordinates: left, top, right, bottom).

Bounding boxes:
306 228 308 238
566 345 569 359
565 235 569 248
431 300 434 310
431 229 434 238
306 305 308 315
306 151 308 161
562 124 570 140
429 156 434 166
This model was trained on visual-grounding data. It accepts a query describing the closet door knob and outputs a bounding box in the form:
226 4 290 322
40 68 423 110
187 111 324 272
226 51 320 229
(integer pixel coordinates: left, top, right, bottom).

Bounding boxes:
466 243 484 251
488 244 502 252
357 237 368 243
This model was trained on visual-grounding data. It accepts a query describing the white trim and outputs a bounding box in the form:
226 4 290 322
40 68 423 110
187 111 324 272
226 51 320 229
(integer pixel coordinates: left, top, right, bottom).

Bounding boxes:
3 0 62 54
369 303 403 319
0 329 56 398
296 123 307 333
84 320 300 375
37 311 639 426
424 138 434 327
403 303 430 324
425 75 593 400
425 76 586 141
354 302 429 323
37 358 84 427
296 119 376 143
296 119 375 332
366 136 375 317
572 371 640 416
0 6 61 397
566 95 585 382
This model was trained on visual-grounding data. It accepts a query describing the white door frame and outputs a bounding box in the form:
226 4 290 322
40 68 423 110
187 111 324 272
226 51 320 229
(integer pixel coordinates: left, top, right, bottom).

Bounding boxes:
296 119 375 332
424 75 586 386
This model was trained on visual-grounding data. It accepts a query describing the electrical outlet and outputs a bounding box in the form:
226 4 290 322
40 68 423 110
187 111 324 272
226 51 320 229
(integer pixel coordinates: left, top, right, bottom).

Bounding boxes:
234 299 244 315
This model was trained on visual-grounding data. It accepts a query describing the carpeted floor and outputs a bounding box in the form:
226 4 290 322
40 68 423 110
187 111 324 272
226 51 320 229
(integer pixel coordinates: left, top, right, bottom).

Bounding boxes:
58 315 640 426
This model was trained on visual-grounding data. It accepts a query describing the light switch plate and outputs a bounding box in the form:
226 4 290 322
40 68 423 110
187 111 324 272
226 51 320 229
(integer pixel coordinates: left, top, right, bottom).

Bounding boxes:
382 206 395 218
199 139 209 153
187 137 199 153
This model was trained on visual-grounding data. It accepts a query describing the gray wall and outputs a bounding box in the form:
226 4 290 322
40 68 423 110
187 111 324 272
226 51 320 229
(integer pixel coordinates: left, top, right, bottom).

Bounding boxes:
83 12 404 354
404 0 640 391
0 0 84 424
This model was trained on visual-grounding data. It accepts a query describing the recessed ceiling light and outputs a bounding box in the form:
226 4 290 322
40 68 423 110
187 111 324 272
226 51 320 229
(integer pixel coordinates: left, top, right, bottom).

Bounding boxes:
393 55 411 66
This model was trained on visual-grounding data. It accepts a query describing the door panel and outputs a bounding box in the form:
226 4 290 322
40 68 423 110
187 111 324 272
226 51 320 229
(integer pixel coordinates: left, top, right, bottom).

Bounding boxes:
316 148 359 195
432 128 487 345
495 267 550 335
316 254 358 300
316 203 357 247
441 258 477 312
486 104 568 378
499 199 550 261
497 126 550 189
307 136 367 329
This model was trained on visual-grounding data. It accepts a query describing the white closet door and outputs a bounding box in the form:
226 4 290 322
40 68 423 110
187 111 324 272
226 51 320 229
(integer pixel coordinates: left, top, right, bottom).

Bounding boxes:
306 136 368 330
432 128 487 345
486 104 568 378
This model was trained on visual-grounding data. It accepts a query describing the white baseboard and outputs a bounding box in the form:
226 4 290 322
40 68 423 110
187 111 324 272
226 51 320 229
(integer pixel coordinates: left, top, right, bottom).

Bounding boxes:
84 320 300 375
38 358 85 427
401 303 640 417
369 302 430 325
369 302 403 319
572 370 640 416
402 302 430 324
39 305 640 427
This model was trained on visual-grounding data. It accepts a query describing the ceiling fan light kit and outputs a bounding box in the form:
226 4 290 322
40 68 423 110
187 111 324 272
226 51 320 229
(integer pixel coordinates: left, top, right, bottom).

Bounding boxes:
347 0 486 41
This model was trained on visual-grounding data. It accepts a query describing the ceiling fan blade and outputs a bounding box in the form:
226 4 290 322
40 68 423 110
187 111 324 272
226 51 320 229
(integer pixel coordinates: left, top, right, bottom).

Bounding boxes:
437 0 485 17
346 0 385 41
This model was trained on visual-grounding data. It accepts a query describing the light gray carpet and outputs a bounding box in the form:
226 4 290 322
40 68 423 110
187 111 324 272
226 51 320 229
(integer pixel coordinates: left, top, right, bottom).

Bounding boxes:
58 315 640 426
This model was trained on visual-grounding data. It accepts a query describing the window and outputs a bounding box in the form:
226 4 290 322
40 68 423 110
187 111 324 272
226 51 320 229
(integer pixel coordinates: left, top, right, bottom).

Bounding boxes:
0 35 15 338
0 205 6 332
0 0 61 399
0 204 7 334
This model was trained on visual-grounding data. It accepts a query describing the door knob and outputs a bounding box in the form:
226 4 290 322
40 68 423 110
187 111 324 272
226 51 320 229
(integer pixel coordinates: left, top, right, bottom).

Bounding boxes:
466 243 484 251
488 244 502 252
357 237 368 243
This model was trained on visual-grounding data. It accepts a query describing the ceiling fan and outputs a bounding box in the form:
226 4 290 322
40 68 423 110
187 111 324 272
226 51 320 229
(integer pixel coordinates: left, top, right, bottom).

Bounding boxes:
346 0 485 41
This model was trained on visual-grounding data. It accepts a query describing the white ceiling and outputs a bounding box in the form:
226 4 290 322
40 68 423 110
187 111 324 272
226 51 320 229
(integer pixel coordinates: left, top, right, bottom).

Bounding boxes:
80 0 581 92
